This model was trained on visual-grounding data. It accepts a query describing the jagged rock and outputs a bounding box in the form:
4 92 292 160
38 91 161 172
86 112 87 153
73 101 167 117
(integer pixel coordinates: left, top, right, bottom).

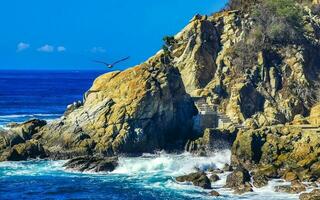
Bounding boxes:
173 15 220 95
225 166 252 194
63 156 118 172
299 189 320 200
231 125 320 181
32 60 197 158
185 129 237 155
4 140 46 161
176 172 212 189
209 174 220 182
234 183 253 194
275 181 307 194
252 172 269 188
1 119 47 148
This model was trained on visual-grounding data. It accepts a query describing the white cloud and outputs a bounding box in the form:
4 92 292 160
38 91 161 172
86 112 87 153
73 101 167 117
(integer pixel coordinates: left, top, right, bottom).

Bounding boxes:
37 44 54 53
17 42 30 52
57 46 66 52
91 47 106 53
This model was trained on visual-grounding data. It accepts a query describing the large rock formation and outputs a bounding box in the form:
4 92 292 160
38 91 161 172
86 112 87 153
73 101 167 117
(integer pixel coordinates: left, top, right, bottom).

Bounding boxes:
167 8 320 127
1 1 320 164
231 124 320 181
38 59 198 158
0 57 197 160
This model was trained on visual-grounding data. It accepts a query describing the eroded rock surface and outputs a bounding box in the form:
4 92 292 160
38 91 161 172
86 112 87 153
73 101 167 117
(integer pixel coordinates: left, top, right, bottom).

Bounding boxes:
176 172 212 189
63 156 118 172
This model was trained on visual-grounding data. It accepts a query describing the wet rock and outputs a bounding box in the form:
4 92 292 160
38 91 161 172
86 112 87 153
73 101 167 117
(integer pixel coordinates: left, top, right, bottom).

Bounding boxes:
252 172 268 188
299 189 320 200
176 172 212 189
5 140 47 161
208 168 224 174
63 156 118 172
225 166 251 187
223 163 233 172
234 182 253 194
275 181 306 194
209 174 220 182
209 190 220 196
225 166 252 194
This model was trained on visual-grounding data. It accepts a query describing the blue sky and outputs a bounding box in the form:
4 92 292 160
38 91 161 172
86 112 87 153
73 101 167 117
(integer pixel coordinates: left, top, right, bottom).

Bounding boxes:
0 0 227 70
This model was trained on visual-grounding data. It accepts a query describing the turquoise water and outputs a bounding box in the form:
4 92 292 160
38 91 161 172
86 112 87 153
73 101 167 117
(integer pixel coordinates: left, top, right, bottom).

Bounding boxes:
0 71 302 199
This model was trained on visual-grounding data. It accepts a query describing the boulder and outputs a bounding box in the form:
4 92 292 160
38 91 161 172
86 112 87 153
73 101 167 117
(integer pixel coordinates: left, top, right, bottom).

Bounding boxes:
5 140 47 161
225 166 253 194
63 156 118 172
176 172 212 189
0 119 47 150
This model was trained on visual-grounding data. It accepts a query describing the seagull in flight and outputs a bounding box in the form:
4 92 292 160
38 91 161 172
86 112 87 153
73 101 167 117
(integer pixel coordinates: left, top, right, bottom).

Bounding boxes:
92 56 130 68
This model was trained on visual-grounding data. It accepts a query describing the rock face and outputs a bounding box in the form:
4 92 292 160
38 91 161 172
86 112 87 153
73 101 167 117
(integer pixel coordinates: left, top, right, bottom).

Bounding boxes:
63 156 118 172
167 9 320 127
0 119 47 161
44 61 195 156
176 172 212 189
231 125 320 181
0 60 197 160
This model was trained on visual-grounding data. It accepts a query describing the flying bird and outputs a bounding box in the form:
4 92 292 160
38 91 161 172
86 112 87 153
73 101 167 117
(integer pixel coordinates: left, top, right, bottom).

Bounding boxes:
92 56 130 68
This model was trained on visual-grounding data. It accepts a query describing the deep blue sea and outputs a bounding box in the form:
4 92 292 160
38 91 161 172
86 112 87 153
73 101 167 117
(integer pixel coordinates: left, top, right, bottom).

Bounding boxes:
0 71 302 200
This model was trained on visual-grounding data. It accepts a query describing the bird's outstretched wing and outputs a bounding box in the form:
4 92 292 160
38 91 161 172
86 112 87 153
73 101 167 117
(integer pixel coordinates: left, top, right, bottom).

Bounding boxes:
111 56 130 66
92 60 110 66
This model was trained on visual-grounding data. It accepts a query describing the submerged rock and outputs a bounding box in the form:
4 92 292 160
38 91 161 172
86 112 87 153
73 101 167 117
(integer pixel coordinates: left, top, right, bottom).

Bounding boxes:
176 172 212 189
63 156 118 172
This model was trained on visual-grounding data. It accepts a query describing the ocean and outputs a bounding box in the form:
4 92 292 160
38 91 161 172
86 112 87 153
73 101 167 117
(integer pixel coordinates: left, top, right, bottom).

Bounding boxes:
0 70 301 200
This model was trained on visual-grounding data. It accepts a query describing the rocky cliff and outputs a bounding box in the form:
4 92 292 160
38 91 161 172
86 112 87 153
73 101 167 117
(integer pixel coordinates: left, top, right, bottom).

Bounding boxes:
1 1 320 162
170 8 320 127
0 57 197 160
